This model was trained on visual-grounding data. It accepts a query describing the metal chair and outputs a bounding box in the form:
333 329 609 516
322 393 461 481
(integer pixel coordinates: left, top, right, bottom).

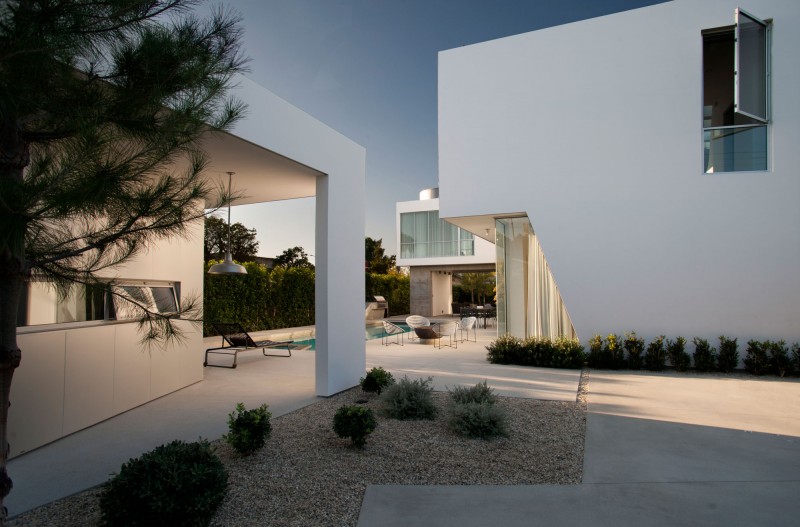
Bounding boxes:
381 320 405 346
457 317 477 342
405 315 430 341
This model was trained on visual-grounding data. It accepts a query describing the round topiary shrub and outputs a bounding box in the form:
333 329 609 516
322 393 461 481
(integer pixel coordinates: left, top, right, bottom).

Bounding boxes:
360 366 395 395
224 402 272 455
99 439 228 527
333 405 377 448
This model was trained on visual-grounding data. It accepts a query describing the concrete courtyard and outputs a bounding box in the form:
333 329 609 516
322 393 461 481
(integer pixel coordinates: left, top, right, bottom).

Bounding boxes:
7 324 800 526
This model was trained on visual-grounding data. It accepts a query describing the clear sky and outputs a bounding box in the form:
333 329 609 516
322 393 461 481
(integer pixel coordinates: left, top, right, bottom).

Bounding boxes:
224 0 664 262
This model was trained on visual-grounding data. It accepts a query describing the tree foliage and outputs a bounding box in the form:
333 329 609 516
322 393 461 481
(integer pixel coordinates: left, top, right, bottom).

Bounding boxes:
0 0 246 512
204 216 258 262
274 246 313 269
365 237 395 274
455 272 495 304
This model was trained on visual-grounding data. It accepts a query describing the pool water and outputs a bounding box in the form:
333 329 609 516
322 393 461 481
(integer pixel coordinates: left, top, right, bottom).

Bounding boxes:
292 323 411 351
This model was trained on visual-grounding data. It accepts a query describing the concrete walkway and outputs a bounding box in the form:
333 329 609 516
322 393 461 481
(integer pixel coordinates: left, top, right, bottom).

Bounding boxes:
358 372 800 526
6 325 576 517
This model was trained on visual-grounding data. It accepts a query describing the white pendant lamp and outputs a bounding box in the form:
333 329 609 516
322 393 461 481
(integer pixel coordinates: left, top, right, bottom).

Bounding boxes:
208 172 247 275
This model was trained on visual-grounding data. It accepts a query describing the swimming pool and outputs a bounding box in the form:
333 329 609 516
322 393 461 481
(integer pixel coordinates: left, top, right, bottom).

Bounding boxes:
292 323 411 350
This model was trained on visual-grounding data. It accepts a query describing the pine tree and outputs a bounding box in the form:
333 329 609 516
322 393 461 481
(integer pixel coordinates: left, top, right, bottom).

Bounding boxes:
0 1 246 514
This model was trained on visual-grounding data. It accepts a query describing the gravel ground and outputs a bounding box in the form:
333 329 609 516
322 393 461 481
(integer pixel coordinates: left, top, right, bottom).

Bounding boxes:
9 379 587 527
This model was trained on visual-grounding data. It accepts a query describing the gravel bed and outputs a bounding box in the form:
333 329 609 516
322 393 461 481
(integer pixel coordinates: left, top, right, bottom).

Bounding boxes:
10 385 586 527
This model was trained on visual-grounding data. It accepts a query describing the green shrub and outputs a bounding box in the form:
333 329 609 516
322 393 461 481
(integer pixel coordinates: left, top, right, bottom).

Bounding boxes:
333 405 377 448
360 366 395 395
486 334 524 365
605 333 626 369
624 331 645 371
765 340 791 377
448 401 508 439
381 376 437 420
100 439 228 527
744 340 770 375
692 338 716 372
718 336 739 373
224 402 271 456
587 334 610 369
644 336 667 371
793 343 800 374
551 337 586 369
449 380 497 405
666 337 690 372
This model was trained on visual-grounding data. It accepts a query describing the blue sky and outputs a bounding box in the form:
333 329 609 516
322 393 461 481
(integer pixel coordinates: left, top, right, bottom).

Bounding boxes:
226 0 663 261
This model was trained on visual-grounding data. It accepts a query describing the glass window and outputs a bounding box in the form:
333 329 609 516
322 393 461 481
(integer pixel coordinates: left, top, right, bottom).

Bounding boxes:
735 9 768 122
399 211 476 258
702 9 769 173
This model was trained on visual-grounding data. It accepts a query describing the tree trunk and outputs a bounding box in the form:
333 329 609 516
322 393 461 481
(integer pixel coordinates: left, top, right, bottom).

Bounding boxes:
0 118 29 521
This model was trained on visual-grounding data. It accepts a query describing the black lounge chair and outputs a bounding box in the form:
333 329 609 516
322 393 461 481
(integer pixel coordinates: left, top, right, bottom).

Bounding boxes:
205 322 294 369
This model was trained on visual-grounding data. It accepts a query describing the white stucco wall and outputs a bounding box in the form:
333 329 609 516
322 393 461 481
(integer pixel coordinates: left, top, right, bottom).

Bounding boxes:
396 198 496 268
439 0 800 342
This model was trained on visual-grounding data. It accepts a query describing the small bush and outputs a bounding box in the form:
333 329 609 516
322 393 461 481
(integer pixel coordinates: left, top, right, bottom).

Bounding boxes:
765 340 791 377
744 340 770 375
644 336 667 371
486 334 524 364
792 343 800 374
551 337 586 369
605 333 626 369
448 401 508 439
333 405 377 448
100 440 227 527
666 336 690 372
692 338 716 372
360 366 395 395
587 334 610 369
624 331 645 371
718 336 739 373
449 380 497 405
381 376 437 420
224 402 271 456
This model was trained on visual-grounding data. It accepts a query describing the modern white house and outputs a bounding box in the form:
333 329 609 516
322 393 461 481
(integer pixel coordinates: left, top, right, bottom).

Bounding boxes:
438 0 799 343
396 188 496 317
11 76 366 456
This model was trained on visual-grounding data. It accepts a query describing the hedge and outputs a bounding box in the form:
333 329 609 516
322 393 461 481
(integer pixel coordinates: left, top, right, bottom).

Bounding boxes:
365 272 410 316
204 261 314 336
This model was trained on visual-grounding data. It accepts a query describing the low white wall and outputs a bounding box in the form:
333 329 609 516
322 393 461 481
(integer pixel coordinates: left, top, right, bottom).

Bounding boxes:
11 217 203 456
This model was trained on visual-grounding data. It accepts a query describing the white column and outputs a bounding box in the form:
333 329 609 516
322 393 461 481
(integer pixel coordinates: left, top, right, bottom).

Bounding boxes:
315 172 365 396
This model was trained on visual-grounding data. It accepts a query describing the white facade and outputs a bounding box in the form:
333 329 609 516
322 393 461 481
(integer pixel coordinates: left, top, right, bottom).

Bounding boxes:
439 0 800 342
12 76 366 456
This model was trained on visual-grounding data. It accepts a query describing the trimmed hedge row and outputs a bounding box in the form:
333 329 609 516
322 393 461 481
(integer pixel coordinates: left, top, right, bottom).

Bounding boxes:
486 335 585 369
204 261 315 336
486 332 800 377
587 333 800 376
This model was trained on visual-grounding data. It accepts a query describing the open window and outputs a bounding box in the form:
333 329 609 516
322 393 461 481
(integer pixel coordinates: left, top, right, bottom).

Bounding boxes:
703 8 770 173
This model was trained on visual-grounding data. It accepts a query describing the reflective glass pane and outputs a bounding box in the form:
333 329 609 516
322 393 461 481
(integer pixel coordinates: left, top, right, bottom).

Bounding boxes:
735 10 767 121
151 287 177 313
704 125 767 173
400 213 415 244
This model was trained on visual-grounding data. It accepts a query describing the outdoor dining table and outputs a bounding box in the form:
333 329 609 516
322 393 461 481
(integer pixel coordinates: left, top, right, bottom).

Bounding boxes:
461 307 496 329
